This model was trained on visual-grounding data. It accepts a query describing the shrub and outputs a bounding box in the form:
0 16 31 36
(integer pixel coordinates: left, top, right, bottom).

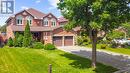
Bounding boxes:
44 43 56 50
101 44 107 49
23 22 32 47
121 43 128 48
13 32 19 47
82 42 89 46
111 42 119 48
77 36 83 45
76 36 90 46
7 37 13 47
17 35 23 47
32 42 44 49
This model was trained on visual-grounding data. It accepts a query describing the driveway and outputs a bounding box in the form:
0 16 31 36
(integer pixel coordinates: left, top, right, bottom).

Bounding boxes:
57 46 130 73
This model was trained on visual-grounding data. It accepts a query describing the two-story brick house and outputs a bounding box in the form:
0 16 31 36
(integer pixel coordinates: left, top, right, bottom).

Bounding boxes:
6 8 80 46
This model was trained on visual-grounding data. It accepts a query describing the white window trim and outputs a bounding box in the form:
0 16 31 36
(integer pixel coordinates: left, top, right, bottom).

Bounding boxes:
51 18 56 27
16 15 23 25
26 16 33 25
43 18 49 26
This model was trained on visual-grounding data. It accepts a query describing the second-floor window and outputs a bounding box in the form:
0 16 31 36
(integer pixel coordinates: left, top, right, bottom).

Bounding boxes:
26 16 33 25
43 18 49 26
51 18 56 27
16 15 23 25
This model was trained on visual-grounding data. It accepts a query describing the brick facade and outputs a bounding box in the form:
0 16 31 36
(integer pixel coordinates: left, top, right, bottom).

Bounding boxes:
6 8 80 46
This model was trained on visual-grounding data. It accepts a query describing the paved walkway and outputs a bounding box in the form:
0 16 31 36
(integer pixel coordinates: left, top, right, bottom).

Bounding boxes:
57 46 130 73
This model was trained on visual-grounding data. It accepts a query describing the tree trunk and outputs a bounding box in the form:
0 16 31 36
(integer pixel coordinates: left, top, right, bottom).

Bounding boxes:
91 29 97 69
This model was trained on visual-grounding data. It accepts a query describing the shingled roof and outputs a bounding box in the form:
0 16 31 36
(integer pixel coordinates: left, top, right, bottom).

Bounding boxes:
10 25 62 32
58 17 68 23
26 8 46 19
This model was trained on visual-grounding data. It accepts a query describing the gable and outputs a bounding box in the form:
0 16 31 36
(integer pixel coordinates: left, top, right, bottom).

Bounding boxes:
43 13 57 20
53 27 75 36
15 10 34 18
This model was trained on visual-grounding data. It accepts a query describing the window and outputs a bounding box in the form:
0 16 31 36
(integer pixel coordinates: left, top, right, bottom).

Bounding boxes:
51 18 56 27
43 18 49 26
16 15 23 25
26 16 33 25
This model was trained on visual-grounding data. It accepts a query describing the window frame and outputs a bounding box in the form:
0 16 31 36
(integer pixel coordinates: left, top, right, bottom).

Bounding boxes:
16 15 23 25
51 18 56 27
43 18 49 26
26 16 33 25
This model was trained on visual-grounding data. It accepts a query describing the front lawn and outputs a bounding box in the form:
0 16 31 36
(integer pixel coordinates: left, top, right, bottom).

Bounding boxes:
0 47 117 73
87 44 130 55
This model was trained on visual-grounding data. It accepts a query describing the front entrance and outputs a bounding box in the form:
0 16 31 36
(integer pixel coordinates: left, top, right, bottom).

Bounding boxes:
32 32 41 42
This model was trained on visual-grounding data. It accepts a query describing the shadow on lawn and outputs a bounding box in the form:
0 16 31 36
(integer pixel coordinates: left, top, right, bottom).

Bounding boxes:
60 53 91 69
60 51 119 73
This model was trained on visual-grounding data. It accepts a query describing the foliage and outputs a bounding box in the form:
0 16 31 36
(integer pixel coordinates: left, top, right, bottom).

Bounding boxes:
122 22 130 37
0 25 6 32
77 35 90 46
111 41 129 48
58 0 130 68
100 44 107 49
32 42 44 49
87 44 130 55
44 43 56 50
106 30 125 40
77 36 84 45
13 32 19 47
7 37 13 47
110 41 119 48
23 22 32 47
17 34 23 47
13 32 23 47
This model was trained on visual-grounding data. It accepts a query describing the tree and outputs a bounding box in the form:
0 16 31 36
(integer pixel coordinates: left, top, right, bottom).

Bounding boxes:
23 22 32 47
7 37 13 47
58 0 130 68
14 32 19 47
17 34 23 47
106 30 125 40
0 25 7 32
122 22 130 38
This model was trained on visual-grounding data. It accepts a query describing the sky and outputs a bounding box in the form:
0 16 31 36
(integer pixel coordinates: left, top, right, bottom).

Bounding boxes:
0 0 61 26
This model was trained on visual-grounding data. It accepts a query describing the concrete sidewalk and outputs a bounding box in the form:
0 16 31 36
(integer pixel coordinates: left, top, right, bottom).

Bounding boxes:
58 46 130 73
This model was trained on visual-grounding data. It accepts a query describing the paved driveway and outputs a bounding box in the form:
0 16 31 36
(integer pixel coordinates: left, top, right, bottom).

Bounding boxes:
57 46 130 73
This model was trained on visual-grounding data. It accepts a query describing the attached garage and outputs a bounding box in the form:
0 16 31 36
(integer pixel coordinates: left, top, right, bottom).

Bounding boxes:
53 36 74 46
53 36 62 46
64 36 73 46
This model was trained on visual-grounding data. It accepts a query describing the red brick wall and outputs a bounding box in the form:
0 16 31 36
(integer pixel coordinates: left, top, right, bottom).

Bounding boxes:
6 25 14 39
42 31 53 44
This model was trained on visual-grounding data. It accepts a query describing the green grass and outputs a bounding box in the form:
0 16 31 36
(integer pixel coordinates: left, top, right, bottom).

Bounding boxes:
87 44 130 55
0 47 117 73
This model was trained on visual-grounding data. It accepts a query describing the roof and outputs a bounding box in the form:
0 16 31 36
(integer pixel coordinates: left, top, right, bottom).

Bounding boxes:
10 25 62 32
58 17 68 23
10 25 80 32
26 8 46 19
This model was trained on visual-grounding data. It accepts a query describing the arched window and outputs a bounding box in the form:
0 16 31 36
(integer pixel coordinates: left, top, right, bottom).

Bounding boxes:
43 18 49 26
26 16 33 25
51 18 56 27
16 15 23 25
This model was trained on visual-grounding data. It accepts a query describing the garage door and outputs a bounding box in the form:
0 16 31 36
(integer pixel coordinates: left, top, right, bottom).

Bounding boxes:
64 36 73 46
53 36 62 46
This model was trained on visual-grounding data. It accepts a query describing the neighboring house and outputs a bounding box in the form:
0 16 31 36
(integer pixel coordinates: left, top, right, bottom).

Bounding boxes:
6 8 80 46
